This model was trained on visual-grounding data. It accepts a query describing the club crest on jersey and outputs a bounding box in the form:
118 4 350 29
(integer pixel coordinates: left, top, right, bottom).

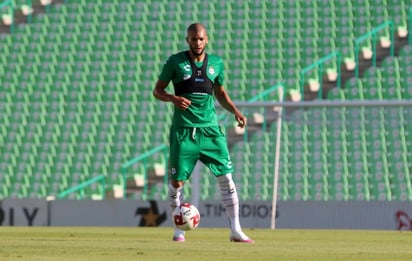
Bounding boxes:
208 66 215 75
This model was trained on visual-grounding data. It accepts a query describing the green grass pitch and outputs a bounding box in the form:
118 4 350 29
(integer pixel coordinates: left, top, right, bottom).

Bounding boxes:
0 227 411 261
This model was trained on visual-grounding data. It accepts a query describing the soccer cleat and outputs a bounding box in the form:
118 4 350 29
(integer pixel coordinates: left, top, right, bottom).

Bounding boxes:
172 229 185 242
172 235 186 242
230 231 254 243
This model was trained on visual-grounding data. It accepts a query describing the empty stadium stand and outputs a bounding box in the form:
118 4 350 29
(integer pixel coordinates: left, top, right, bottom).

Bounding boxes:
0 0 411 200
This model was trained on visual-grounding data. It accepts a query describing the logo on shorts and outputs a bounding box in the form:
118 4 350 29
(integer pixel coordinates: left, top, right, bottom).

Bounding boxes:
171 168 177 175
227 156 232 168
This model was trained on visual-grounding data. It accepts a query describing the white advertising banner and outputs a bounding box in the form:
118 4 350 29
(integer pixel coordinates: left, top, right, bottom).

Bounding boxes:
49 199 274 228
275 201 412 230
2 199 412 230
200 200 274 228
0 199 48 226
50 199 172 227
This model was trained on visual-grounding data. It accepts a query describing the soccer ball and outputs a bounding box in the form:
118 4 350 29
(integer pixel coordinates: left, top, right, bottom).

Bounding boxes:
172 203 200 231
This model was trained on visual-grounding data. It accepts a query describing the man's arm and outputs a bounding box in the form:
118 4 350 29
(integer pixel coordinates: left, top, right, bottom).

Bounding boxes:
153 80 175 102
153 80 192 110
213 85 247 128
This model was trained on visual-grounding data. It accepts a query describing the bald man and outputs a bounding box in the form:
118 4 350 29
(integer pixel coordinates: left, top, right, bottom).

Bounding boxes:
153 23 253 243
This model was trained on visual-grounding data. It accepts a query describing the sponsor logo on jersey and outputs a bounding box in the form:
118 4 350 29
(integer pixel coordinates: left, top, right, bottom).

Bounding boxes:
184 64 191 71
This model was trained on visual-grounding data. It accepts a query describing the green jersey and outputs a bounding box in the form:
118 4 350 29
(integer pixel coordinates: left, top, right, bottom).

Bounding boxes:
159 51 225 127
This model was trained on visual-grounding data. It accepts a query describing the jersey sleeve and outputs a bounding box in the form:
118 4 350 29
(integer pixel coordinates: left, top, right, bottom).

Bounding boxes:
158 56 174 83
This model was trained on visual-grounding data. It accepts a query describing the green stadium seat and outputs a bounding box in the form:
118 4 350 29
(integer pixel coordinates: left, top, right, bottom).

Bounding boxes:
361 67 383 99
344 78 365 99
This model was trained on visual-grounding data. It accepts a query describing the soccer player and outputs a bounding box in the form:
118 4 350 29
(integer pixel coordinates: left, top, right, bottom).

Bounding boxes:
153 23 254 243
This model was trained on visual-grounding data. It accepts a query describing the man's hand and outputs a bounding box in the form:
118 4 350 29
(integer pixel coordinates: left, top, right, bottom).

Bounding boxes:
235 112 247 128
172 96 192 110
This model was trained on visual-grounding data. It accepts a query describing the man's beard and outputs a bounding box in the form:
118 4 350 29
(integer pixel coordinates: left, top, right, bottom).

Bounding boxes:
190 46 204 57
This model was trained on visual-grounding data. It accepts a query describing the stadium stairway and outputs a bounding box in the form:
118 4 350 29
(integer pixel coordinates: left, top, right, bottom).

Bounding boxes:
320 32 409 100
279 0 412 102
0 0 65 34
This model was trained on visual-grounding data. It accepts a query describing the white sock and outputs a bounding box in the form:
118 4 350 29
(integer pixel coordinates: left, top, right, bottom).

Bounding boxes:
217 173 242 232
168 183 185 236
168 182 183 209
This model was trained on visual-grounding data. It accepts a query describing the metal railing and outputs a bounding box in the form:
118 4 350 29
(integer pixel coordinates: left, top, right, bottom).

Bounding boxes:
0 0 56 33
57 175 106 199
409 6 412 45
0 0 14 32
354 21 395 79
121 144 168 199
218 83 285 142
300 51 342 99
